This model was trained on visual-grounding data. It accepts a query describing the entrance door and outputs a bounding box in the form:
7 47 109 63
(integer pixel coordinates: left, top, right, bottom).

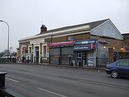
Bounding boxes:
35 46 39 63
77 52 82 66
77 52 87 66
82 52 87 66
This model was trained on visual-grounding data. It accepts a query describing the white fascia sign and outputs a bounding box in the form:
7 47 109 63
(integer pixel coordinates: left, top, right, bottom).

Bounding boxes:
30 38 44 45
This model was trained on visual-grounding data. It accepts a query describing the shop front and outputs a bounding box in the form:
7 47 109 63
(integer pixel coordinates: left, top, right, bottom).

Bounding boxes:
74 40 97 67
48 40 97 67
48 42 74 65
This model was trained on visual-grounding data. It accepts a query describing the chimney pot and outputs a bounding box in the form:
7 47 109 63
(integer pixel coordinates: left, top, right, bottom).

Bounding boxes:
40 25 47 34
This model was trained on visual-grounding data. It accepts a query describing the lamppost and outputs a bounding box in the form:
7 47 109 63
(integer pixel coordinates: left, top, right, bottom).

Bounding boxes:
0 20 10 56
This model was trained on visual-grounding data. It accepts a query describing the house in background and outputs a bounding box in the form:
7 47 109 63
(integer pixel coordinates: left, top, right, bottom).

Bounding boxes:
18 19 124 67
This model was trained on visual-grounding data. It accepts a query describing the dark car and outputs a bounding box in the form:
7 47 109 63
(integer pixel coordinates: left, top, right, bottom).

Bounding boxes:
105 59 129 78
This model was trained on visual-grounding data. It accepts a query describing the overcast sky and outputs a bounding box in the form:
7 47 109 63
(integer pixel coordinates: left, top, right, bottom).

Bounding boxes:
0 0 128 52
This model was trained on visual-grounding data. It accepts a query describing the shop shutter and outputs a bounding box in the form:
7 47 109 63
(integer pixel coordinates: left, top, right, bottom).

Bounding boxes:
61 47 74 65
50 48 60 64
50 48 60 55
62 47 73 54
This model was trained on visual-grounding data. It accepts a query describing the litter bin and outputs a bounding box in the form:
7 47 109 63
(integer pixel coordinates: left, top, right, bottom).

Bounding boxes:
0 72 7 89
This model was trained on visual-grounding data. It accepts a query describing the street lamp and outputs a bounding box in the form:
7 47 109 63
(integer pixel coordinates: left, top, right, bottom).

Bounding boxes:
0 20 10 56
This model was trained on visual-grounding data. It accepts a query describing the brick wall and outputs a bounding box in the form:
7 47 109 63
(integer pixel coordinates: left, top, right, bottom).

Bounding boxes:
123 34 129 47
98 37 124 52
45 33 90 43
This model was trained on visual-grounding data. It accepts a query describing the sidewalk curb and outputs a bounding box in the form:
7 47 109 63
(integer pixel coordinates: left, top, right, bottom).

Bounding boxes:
12 63 105 72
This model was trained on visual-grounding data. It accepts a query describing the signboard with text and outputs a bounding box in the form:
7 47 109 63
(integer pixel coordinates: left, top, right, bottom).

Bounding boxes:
74 44 91 51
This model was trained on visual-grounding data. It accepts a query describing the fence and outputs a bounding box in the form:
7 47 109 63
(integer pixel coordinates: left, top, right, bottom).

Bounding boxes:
0 57 113 67
96 58 112 67
49 56 113 67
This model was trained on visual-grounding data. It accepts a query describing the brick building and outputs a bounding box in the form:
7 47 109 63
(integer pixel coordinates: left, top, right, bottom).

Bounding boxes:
115 33 129 59
122 33 129 51
18 19 124 67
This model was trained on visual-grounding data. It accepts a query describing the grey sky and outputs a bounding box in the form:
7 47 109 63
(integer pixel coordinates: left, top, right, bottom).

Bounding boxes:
0 0 128 52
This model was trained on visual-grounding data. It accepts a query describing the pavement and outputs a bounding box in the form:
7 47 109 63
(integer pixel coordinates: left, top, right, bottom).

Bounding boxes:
0 64 129 97
17 63 106 71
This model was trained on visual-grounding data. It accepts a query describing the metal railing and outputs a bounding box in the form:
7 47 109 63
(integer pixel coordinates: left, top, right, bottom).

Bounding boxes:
49 56 113 67
96 58 112 67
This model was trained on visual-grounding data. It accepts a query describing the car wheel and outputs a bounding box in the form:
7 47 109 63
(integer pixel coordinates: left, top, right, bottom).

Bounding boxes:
111 71 118 78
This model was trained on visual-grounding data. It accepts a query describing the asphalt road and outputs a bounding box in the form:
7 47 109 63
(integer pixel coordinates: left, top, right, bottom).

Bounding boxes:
0 64 129 97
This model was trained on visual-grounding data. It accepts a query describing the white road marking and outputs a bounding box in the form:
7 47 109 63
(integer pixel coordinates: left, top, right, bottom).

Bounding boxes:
38 87 67 97
6 77 20 83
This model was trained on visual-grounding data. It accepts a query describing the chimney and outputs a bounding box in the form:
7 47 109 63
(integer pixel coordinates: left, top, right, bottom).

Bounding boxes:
40 25 47 34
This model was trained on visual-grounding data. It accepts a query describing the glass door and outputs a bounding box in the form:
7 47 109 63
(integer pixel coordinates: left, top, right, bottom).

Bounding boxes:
77 52 83 66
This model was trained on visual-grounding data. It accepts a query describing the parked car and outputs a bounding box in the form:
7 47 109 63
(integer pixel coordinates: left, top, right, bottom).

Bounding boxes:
105 59 129 78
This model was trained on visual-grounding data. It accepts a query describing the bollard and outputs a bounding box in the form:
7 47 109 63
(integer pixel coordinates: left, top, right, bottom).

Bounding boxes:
0 72 7 89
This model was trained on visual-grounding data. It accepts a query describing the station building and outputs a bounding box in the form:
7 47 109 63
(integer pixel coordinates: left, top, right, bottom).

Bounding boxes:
18 19 124 67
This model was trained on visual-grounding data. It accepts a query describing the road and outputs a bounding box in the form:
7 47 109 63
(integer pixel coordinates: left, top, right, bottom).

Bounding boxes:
0 64 129 97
